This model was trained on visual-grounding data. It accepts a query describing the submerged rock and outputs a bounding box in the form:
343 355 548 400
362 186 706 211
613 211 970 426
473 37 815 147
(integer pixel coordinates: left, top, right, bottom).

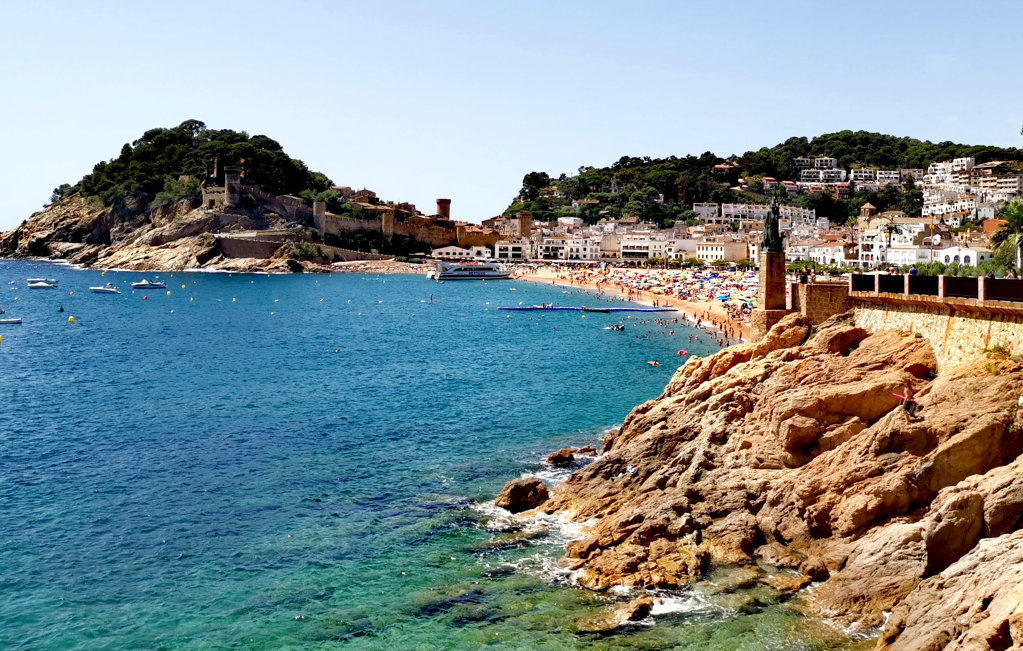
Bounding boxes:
494 478 549 514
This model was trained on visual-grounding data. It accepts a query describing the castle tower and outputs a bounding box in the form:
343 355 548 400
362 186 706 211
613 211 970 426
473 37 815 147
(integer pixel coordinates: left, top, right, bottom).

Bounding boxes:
436 198 451 220
313 201 326 232
381 210 395 240
224 166 241 207
516 211 532 238
751 199 791 339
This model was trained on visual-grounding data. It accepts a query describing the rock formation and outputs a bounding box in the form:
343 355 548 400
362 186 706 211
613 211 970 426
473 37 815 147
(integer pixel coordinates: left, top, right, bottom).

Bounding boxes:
495 478 549 514
519 312 1023 647
0 195 332 273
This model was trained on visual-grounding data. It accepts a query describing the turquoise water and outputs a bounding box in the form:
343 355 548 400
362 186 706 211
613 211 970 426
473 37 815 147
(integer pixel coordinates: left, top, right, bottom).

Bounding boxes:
0 260 860 649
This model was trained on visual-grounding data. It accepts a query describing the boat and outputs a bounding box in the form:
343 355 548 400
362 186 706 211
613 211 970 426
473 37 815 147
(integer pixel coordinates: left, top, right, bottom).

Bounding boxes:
431 261 511 281
89 283 122 294
27 281 58 289
26 278 58 284
131 279 166 289
0 318 22 324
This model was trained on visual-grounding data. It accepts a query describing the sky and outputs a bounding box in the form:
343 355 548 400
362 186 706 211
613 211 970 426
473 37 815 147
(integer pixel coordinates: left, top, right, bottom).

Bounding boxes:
1 0 1022 230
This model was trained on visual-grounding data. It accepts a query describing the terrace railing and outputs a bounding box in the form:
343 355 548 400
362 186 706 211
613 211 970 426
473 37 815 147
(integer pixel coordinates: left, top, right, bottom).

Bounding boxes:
849 273 1023 305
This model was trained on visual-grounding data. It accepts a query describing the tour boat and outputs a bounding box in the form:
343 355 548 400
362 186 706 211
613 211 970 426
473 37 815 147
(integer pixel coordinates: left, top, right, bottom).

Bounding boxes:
131 279 166 289
431 261 511 281
89 283 122 294
27 281 58 289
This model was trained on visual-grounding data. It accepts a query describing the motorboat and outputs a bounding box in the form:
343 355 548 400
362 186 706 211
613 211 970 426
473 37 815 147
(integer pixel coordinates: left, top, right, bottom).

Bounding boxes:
27 281 58 289
26 278 58 285
431 260 511 281
0 318 22 324
89 283 122 294
131 279 166 289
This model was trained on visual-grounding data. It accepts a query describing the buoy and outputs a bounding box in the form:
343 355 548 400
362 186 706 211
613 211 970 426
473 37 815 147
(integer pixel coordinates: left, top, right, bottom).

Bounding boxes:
170 310 174 313
677 349 688 356
581 315 586 319
166 291 171 296
143 296 148 300
319 299 324 303
274 299 279 303
68 316 75 324
270 311 275 316
190 297 194 302
232 298 236 302
181 285 186 290
378 300 383 304
69 291 74 295
347 300 351 304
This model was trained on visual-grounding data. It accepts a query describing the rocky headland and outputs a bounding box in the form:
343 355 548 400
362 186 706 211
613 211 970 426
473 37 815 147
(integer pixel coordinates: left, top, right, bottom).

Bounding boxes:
0 194 336 273
501 312 1023 648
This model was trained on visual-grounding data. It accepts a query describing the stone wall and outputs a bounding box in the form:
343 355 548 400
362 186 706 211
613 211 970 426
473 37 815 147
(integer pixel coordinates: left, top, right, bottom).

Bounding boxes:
217 236 286 259
853 301 1023 369
791 282 851 325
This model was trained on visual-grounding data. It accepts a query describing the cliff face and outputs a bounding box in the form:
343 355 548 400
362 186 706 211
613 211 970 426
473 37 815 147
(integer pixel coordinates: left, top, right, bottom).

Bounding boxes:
0 196 314 272
537 312 1023 648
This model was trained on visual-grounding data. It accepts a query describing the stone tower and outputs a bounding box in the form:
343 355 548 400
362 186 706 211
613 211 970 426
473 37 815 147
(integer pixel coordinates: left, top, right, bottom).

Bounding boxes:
516 211 532 238
436 198 451 220
224 166 242 207
751 198 791 339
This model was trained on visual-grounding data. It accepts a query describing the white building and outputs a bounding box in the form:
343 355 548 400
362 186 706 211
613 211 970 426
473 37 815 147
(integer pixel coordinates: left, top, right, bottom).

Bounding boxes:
851 168 876 182
433 245 474 260
494 239 531 261
564 236 601 260
809 242 856 266
695 240 747 262
693 202 719 219
877 170 902 185
620 232 669 260
935 245 990 266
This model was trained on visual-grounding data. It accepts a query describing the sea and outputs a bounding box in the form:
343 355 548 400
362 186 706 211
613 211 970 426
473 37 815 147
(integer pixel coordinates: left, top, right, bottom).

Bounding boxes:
0 260 865 650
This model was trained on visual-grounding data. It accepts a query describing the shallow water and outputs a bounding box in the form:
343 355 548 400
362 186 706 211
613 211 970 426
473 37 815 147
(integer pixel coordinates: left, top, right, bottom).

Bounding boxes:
0 260 863 649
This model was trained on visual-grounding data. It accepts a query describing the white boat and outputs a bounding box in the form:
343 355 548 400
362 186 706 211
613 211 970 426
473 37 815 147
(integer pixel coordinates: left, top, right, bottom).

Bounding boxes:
131 279 166 289
27 281 58 289
90 283 122 294
431 260 512 281
26 278 58 284
0 318 22 324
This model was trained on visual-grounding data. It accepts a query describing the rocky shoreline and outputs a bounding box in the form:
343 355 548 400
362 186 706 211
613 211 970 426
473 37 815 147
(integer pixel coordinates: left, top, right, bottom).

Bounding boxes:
0 195 339 274
496 313 1023 647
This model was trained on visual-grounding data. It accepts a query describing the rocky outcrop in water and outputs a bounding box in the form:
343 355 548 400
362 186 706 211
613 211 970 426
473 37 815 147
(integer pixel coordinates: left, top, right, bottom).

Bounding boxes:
518 312 1023 647
0 195 331 273
495 478 549 514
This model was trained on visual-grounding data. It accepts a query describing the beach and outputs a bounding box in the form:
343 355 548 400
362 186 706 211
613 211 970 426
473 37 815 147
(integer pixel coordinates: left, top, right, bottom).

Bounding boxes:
514 264 754 342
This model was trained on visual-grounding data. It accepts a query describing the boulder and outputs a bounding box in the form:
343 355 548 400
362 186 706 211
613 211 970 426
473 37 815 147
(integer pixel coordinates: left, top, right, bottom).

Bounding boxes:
546 449 575 466
494 478 548 513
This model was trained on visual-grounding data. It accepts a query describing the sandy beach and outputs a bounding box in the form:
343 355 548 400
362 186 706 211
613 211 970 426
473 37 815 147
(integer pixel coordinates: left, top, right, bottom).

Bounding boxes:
513 265 752 342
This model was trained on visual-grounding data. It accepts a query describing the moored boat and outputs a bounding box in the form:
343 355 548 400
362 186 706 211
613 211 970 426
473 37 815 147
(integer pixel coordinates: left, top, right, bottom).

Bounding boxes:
89 283 122 294
430 260 511 281
0 318 23 324
131 279 166 289
27 281 58 289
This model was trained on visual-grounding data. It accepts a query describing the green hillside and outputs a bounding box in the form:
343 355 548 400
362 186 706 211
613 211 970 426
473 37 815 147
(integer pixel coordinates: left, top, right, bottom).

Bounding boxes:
50 119 337 217
507 131 1023 226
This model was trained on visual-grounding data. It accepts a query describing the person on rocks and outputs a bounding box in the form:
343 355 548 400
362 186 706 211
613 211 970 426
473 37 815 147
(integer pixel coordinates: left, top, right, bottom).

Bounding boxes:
901 385 920 420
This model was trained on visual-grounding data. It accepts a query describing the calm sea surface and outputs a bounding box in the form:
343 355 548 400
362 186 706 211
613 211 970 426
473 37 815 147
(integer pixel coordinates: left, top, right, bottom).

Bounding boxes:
0 260 861 650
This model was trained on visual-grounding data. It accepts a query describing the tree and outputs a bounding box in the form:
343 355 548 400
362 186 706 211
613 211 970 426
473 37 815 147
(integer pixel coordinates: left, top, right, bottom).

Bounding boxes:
520 171 551 201
991 199 1023 270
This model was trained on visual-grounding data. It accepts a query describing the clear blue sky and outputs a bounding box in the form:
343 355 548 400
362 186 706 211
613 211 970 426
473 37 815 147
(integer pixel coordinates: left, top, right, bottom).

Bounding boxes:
1 0 1021 230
